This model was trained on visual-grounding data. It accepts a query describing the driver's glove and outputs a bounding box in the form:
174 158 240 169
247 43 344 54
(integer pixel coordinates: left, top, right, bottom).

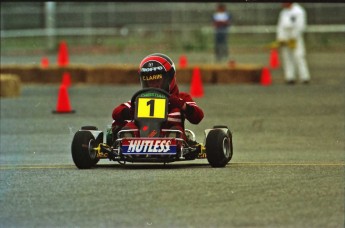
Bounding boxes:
169 95 186 110
121 107 133 121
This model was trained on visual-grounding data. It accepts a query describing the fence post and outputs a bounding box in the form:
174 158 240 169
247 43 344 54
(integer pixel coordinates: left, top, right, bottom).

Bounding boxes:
45 2 56 51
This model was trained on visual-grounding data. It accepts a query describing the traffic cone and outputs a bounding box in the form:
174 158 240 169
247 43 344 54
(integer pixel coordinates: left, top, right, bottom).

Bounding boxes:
229 59 236 68
269 48 280 69
57 40 69 67
61 72 71 87
260 67 272 86
52 84 75 114
41 57 49 68
190 67 204 98
179 55 188 68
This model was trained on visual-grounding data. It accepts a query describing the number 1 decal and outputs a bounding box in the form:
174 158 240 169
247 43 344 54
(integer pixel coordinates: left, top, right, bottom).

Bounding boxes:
137 98 166 119
147 99 155 116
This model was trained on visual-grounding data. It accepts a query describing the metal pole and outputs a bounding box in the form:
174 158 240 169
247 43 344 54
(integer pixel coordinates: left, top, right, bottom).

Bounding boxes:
45 2 56 51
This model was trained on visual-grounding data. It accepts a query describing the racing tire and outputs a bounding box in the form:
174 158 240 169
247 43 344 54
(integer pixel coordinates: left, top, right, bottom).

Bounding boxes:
213 125 228 129
71 130 99 169
81 126 98 130
206 129 233 168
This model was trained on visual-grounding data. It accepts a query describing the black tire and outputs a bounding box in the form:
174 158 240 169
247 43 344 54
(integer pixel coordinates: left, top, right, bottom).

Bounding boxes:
213 125 232 140
71 130 98 169
213 125 228 129
81 126 98 130
206 129 233 167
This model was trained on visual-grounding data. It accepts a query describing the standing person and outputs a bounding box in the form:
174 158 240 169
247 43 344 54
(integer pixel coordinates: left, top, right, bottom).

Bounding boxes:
213 3 231 63
276 2 311 84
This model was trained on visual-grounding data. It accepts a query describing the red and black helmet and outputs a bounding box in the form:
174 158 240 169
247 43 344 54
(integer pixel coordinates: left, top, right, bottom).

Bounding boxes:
138 53 178 95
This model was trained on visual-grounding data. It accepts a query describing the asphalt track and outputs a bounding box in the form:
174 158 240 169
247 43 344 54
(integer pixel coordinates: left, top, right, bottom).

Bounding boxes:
1 52 345 227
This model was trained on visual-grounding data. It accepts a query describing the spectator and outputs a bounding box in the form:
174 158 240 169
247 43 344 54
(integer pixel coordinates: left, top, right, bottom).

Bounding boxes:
213 3 231 63
276 2 311 84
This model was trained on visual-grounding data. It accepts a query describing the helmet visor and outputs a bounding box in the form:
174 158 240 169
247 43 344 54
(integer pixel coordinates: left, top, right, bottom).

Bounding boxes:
139 60 172 92
140 73 170 92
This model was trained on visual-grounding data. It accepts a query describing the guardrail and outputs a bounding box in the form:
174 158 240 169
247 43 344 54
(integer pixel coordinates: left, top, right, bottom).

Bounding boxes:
1 25 344 38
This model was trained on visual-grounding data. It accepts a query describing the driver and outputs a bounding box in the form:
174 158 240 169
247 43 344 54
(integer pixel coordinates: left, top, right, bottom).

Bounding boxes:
111 53 204 142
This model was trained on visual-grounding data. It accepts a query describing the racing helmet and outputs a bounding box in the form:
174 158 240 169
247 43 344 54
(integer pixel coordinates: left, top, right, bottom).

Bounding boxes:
138 53 178 94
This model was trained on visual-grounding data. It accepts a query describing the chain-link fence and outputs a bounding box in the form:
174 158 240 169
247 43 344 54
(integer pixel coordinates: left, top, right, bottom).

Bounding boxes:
1 2 344 53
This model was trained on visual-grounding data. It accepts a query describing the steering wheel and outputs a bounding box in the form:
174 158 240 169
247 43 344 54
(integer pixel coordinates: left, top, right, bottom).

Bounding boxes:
130 88 170 111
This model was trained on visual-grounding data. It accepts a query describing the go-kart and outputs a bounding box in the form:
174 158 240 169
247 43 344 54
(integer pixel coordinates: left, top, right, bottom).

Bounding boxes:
71 88 233 169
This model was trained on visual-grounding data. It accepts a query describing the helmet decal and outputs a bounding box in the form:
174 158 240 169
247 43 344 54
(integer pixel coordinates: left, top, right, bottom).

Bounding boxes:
140 56 174 71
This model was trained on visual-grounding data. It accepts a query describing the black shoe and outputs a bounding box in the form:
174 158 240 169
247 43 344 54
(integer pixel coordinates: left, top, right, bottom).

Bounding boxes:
302 80 310 85
285 80 296 85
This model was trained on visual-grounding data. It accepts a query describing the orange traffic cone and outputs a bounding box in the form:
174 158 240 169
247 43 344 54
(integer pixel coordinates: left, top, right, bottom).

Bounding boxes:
41 57 49 68
229 59 236 68
57 40 69 67
179 55 188 68
52 84 75 114
61 72 71 87
190 67 204 98
269 48 280 69
260 67 272 86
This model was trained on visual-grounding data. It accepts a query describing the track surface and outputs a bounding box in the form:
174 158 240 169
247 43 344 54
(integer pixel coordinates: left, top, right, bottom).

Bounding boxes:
1 52 344 227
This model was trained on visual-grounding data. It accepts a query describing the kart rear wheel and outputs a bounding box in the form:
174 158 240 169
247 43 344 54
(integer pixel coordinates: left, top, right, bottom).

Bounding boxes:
81 126 98 130
71 130 99 169
206 129 233 167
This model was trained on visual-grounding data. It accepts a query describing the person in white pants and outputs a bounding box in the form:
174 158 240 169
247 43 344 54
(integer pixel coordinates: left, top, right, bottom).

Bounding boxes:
276 2 311 84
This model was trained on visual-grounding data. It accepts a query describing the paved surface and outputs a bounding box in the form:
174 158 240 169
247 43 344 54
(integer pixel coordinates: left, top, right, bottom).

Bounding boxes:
1 51 344 227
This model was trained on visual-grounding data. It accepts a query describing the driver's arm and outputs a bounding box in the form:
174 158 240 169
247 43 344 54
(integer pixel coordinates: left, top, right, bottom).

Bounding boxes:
112 101 133 122
178 92 204 124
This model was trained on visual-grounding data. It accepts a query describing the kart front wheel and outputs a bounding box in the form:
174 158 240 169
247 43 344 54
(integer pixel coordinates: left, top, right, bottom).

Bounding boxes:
71 130 99 169
206 129 233 167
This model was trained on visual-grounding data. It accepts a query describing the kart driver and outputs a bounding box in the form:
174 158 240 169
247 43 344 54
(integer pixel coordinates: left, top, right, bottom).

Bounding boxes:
111 53 204 142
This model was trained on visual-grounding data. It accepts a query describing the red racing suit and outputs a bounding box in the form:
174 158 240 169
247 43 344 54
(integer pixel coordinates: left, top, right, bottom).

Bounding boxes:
111 91 204 141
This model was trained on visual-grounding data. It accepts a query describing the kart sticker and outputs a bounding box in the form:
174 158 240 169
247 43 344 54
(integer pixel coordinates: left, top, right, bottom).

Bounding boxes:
137 98 166 119
121 138 177 154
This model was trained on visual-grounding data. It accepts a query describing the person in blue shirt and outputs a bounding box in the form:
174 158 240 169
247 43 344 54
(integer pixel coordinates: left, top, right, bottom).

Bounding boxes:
213 3 231 63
